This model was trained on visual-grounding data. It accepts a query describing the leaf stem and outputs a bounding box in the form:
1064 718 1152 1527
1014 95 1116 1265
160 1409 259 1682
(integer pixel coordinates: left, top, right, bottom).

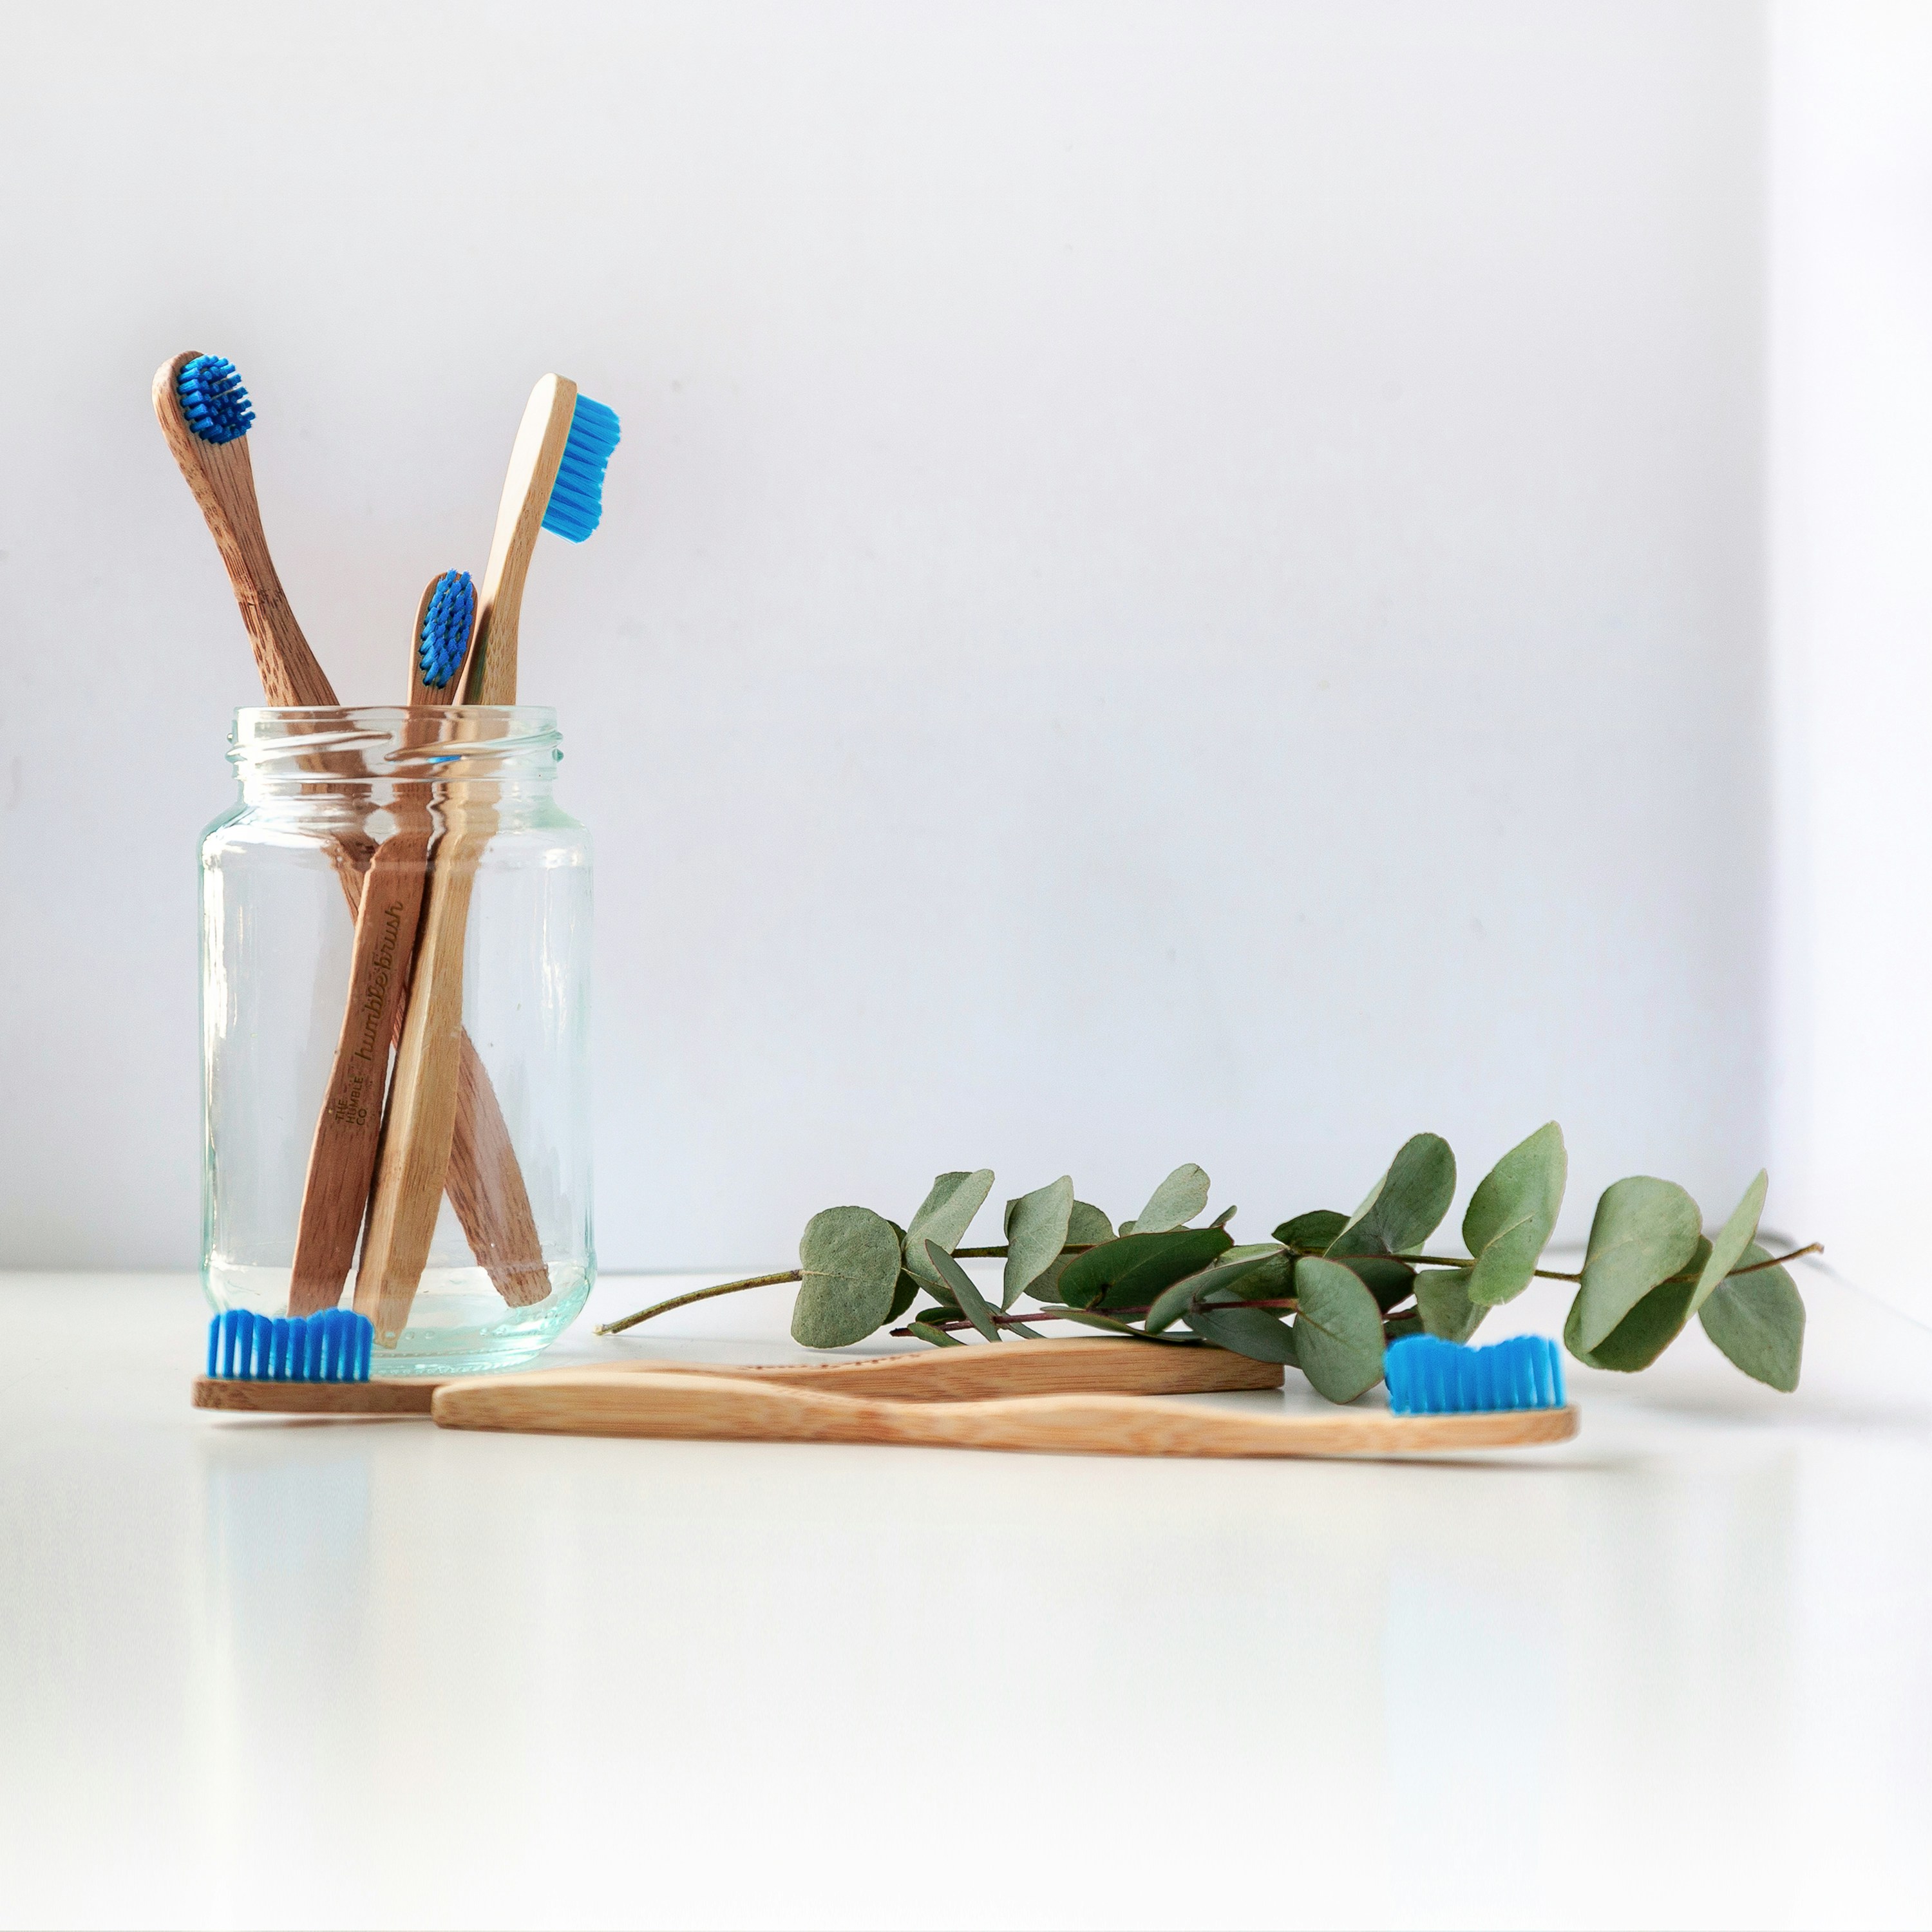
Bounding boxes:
596 1270 802 1336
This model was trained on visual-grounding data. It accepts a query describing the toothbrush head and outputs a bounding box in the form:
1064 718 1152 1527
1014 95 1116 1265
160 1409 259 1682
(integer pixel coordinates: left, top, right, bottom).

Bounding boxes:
206 1307 373 1382
419 569 477 689
175 354 255 445
1383 1333 1567 1416
541 393 621 542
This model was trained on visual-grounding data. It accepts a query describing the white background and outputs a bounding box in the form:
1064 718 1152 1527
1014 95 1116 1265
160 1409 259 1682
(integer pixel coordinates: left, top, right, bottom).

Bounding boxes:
0 3 1920 1314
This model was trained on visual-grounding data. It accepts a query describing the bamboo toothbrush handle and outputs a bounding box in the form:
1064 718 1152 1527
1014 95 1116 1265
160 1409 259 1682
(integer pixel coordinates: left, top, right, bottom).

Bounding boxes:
466 375 577 706
431 1371 1580 1455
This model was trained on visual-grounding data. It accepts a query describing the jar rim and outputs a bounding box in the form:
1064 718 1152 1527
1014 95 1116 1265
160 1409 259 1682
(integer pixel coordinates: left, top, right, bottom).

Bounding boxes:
229 705 562 779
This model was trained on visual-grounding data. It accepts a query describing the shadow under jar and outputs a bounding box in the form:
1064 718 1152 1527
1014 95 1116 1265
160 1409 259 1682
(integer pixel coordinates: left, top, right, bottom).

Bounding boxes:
201 706 593 1374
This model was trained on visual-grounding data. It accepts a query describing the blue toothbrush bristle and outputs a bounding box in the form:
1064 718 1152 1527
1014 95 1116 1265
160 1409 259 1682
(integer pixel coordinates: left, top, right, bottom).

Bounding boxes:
419 569 476 689
541 393 620 543
176 354 255 444
207 1308 374 1382
1385 1334 1566 1416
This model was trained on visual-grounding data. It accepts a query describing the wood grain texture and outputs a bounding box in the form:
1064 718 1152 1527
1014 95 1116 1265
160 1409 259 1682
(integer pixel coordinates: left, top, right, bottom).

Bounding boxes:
194 1377 437 1415
432 1371 1581 1457
465 374 577 706
155 356 545 1312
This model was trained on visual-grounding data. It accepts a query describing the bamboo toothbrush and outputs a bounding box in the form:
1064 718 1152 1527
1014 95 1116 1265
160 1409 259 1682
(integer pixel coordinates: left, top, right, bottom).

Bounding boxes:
285 572 478 1316
154 352 549 1312
430 1336 1578 1456
355 376 620 1345
194 1334 1289 1414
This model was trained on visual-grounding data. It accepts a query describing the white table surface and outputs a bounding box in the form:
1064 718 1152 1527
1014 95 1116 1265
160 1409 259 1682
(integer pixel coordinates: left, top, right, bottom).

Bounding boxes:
1 1265 1927 1931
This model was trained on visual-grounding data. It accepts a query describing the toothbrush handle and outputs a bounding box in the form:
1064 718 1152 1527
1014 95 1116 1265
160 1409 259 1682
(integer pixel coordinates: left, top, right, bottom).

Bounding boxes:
431 1372 1580 1456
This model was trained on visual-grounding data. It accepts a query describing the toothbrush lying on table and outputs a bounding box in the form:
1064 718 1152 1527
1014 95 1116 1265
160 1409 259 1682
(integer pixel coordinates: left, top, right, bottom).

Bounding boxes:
355 374 619 1346
153 352 549 1311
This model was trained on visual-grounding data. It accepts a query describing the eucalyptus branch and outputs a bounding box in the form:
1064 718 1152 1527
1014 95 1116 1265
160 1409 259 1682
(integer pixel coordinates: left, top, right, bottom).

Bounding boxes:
595 1133 1815 1401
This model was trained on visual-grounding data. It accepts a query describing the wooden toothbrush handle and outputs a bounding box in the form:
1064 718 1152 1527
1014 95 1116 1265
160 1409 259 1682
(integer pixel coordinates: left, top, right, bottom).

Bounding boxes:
431 1371 1580 1456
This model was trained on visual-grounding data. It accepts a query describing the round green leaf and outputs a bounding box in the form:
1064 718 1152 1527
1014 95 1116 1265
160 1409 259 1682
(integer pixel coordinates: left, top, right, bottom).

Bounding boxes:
1328 1134 1456 1258
1576 1177 1703 1350
1698 1242 1804 1392
1002 1176 1074 1308
791 1207 904 1349
1414 1267 1488 1344
1291 1256 1387 1402
1463 1122 1567 1306
1689 1170 1768 1318
1565 1236 1709 1372
1274 1209 1349 1251
1184 1303 1300 1363
1133 1164 1211 1235
904 1169 994 1286
1022 1200 1117 1305
1057 1227 1233 1312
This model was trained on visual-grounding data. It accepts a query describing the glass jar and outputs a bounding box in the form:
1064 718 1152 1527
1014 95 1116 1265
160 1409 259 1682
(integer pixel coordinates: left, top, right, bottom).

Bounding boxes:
201 706 593 1374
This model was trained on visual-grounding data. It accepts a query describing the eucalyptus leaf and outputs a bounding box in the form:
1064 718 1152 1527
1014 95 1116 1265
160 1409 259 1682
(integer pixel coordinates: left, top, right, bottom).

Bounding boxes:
1134 1164 1211 1234
1698 1242 1804 1391
1413 1267 1488 1344
1566 1237 1710 1372
923 1241 1003 1343
904 1169 995 1286
908 1320 963 1348
1337 1256 1417 1311
1057 1227 1233 1312
1147 1245 1287 1333
1576 1177 1703 1351
1209 1206 1238 1231
884 1219 920 1322
1184 1303 1300 1363
1329 1135 1456 1258
1290 1256 1387 1402
1463 1122 1567 1306
1274 1209 1349 1251
791 1207 904 1349
1690 1171 1768 1318
1023 1200 1116 1305
1002 1176 1074 1308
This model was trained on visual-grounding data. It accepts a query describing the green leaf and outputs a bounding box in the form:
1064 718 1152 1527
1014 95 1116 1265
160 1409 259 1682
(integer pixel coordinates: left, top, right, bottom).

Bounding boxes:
1290 1256 1387 1402
1002 1176 1074 1308
1209 1205 1237 1231
1057 1227 1233 1311
1566 1236 1710 1372
922 1242 1003 1343
1184 1303 1300 1363
1699 1242 1804 1392
908 1320 963 1348
1146 1245 1287 1333
1329 1134 1457 1258
904 1170 995 1286
791 1207 904 1349
1575 1177 1703 1350
1463 1122 1567 1307
1337 1256 1416 1311
1133 1164 1211 1234
1413 1268 1488 1344
1274 1209 1348 1251
1019 1200 1114 1305
884 1220 920 1322
1690 1171 1768 1318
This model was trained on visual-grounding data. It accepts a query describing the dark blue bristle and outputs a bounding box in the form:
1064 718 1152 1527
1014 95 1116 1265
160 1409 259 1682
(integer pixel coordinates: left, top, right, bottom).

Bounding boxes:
206 1308 375 1383
419 570 476 689
176 354 255 445
1385 1334 1566 1416
541 394 620 543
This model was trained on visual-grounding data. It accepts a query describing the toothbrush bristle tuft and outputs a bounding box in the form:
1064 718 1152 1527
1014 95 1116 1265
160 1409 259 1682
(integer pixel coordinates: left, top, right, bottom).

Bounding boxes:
176 354 255 445
541 394 620 543
206 1307 374 1382
1385 1333 1566 1416
419 569 476 688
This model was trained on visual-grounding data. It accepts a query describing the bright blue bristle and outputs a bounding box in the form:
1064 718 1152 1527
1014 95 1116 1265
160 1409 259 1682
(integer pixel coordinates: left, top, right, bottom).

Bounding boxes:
207 1308 374 1382
541 394 620 543
419 569 475 688
1385 1334 1566 1416
176 354 255 444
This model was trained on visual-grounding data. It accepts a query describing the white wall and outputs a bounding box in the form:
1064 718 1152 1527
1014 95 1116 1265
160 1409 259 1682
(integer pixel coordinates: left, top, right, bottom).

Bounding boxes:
1770 3 1932 1324
0 2 1769 1270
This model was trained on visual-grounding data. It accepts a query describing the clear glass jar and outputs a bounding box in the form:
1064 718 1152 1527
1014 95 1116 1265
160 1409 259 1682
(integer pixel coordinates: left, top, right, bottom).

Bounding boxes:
201 706 593 1374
